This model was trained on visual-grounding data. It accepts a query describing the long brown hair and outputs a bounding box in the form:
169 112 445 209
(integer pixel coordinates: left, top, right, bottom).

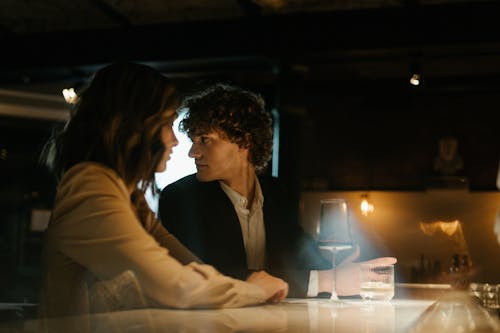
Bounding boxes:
42 62 178 214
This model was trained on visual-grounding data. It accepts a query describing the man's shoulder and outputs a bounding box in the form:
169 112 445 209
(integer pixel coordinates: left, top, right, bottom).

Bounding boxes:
164 174 198 189
161 174 220 195
159 175 200 214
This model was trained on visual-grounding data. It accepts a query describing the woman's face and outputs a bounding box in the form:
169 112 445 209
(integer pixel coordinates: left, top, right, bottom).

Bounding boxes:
156 115 179 173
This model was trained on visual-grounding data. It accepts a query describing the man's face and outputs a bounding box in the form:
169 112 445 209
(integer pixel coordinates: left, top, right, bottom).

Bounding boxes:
188 130 249 183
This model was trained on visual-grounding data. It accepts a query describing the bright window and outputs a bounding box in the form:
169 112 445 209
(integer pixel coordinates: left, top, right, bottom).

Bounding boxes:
155 111 197 190
147 112 196 214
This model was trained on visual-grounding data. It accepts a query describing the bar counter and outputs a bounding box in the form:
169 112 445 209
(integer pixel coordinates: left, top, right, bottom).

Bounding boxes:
3 291 498 333
83 298 431 333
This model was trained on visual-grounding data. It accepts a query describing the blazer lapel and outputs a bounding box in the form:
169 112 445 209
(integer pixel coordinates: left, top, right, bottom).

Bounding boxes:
198 181 248 277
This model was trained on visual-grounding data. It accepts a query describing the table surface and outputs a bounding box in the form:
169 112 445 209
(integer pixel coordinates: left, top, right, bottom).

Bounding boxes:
3 294 499 333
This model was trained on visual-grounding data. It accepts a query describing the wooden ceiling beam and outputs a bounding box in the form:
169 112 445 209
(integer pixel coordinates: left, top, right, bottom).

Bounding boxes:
0 3 499 69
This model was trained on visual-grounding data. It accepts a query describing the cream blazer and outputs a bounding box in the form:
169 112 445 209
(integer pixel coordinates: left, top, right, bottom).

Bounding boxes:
41 162 266 318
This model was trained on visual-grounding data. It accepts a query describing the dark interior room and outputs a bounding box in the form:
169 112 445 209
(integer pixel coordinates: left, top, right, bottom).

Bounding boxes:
0 0 499 329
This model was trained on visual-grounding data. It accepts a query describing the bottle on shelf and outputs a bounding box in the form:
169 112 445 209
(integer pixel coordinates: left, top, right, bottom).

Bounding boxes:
449 253 470 290
458 254 471 290
449 253 461 289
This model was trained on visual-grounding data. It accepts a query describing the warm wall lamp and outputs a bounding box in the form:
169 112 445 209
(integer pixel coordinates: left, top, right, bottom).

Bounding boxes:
62 80 86 104
360 194 375 216
62 87 78 104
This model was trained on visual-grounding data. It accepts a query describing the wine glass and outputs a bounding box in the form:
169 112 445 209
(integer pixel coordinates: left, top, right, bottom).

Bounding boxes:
317 198 353 300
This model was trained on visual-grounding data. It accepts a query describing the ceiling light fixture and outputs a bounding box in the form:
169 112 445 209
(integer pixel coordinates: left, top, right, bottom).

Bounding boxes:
409 61 421 86
409 73 421 86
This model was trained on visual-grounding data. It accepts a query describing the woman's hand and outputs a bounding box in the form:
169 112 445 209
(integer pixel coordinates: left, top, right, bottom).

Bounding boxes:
246 270 289 302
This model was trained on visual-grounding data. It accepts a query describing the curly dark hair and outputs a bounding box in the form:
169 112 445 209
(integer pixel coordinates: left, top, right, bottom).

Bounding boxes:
179 83 273 172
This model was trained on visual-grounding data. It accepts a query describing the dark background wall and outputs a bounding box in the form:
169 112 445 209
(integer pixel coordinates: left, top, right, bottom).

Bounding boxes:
286 82 499 191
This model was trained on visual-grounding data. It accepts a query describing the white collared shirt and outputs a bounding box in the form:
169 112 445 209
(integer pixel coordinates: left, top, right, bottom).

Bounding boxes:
220 178 320 296
219 177 266 270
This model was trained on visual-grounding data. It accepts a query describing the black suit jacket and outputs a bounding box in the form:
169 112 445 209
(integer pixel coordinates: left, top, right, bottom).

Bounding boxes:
159 174 331 297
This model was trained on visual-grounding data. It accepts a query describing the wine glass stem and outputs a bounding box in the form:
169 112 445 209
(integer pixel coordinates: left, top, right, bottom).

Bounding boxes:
330 250 338 300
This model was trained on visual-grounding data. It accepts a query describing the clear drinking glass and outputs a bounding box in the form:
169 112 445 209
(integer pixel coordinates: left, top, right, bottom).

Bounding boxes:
317 198 353 300
359 263 395 301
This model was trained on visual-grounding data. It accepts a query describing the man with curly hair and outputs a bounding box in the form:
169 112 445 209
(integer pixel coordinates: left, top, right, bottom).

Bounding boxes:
159 83 396 297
